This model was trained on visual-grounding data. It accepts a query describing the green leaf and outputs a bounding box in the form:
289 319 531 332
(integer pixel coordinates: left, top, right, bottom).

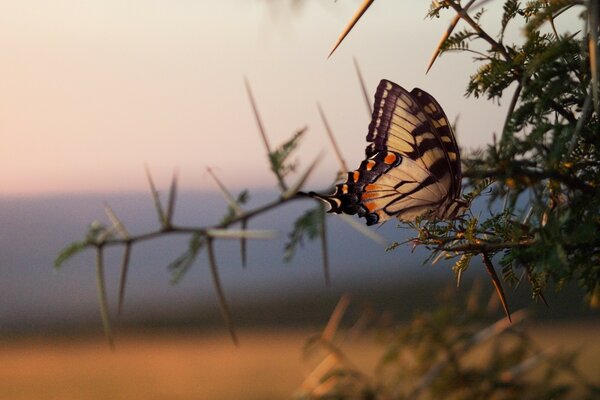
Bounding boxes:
54 240 88 269
219 190 250 225
168 233 206 283
284 206 324 262
268 128 306 180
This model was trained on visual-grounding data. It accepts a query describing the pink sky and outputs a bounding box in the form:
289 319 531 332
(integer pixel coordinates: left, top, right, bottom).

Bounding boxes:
0 1 580 195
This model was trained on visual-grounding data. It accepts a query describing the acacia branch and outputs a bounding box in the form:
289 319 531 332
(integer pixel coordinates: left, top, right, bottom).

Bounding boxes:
464 168 595 195
436 240 535 253
447 0 511 62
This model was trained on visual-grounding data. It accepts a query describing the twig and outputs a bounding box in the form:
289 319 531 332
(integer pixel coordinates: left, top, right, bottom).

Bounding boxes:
463 168 595 195
437 239 535 253
588 0 599 115
446 0 511 62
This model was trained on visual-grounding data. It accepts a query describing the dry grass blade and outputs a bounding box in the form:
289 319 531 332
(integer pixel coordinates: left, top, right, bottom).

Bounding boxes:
145 165 166 226
206 239 238 346
482 253 512 322
319 204 331 287
339 214 387 247
117 243 132 316
317 103 348 174
500 350 549 383
353 56 372 115
322 294 350 341
328 0 375 58
406 309 526 398
165 171 178 226
282 153 322 199
95 247 115 349
589 0 599 115
298 353 339 394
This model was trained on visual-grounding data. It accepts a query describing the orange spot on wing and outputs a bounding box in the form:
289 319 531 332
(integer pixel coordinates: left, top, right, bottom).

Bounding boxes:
364 201 379 212
366 160 376 170
361 192 380 200
353 171 360 182
342 184 348 194
384 153 397 164
364 184 382 191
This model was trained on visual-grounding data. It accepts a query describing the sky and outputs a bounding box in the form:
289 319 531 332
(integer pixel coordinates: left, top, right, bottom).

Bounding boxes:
0 1 582 196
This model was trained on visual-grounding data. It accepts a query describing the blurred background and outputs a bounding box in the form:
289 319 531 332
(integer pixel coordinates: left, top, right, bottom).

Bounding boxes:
0 1 597 399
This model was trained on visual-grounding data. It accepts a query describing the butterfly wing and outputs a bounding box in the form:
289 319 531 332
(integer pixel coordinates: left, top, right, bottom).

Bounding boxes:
411 87 462 199
311 79 460 225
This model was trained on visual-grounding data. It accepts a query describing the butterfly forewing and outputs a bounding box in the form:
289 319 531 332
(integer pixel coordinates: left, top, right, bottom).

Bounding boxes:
411 87 462 199
367 81 453 189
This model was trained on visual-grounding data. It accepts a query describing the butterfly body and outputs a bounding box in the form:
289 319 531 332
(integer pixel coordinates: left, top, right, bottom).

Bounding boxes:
311 79 467 226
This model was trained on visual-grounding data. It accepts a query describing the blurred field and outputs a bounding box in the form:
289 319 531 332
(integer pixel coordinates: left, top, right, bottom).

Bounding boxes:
0 322 598 400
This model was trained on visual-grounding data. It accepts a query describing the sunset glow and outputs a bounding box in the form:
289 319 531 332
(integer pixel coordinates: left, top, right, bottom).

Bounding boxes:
0 1 560 195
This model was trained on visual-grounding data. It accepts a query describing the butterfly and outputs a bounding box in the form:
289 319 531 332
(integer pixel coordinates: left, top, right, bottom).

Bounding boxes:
310 79 467 225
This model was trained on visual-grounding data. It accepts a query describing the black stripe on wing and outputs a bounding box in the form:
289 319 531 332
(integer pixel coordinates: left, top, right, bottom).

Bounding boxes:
411 87 462 199
365 80 451 189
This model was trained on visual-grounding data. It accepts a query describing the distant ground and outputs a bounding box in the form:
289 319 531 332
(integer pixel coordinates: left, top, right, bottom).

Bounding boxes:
0 322 598 400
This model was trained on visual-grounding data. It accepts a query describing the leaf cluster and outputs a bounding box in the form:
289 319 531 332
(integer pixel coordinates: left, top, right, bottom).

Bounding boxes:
417 0 600 306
